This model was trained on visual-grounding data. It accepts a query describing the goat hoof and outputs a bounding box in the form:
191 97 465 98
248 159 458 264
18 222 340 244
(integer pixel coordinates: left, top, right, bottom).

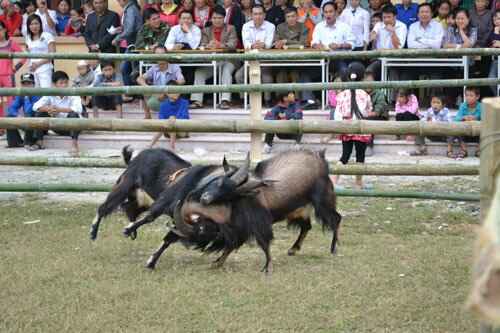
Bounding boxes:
130 230 137 240
145 258 156 270
287 248 298 256
331 247 338 255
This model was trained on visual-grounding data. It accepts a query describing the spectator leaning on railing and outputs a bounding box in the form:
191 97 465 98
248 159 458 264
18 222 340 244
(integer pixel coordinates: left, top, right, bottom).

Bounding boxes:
337 0 370 51
83 0 120 53
190 5 238 110
164 10 202 50
297 0 321 46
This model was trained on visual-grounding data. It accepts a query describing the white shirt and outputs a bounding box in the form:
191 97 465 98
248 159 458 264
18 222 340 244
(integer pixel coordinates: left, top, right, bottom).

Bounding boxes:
407 20 444 49
311 20 356 49
338 6 370 48
34 9 58 36
33 95 83 118
25 32 54 74
372 20 407 49
241 20 275 49
164 24 202 51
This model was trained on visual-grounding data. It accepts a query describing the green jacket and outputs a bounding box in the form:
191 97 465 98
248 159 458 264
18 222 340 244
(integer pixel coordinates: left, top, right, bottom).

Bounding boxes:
369 89 389 120
135 23 170 49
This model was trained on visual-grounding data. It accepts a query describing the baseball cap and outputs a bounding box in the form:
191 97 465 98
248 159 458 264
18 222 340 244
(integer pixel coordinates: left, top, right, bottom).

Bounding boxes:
20 72 35 84
77 60 88 67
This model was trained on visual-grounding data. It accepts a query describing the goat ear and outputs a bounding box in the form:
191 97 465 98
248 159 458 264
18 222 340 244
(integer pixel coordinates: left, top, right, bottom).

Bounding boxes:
230 152 250 186
236 178 276 196
222 155 230 173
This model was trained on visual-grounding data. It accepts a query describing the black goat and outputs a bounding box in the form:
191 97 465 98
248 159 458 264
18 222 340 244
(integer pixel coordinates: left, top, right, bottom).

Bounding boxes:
174 149 342 272
90 146 191 240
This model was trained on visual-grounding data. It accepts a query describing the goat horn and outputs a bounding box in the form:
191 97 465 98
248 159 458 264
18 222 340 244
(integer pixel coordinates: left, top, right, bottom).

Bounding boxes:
230 152 250 186
222 155 230 174
173 200 193 237
192 168 226 193
236 178 276 196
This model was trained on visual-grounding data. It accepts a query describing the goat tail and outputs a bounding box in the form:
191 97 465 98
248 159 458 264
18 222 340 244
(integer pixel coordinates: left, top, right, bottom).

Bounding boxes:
122 145 134 165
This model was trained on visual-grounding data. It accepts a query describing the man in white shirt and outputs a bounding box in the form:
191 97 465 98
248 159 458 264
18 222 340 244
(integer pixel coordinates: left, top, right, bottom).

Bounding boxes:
366 4 407 82
34 0 57 36
32 71 83 156
338 0 370 51
235 5 275 107
164 11 202 50
407 3 443 49
311 2 355 77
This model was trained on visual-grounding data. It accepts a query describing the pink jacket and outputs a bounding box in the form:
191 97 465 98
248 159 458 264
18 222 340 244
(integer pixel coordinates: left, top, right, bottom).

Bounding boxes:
395 94 419 115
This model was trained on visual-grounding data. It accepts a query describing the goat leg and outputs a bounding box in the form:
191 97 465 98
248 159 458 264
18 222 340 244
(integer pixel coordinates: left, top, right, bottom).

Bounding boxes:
287 218 312 256
145 231 180 269
211 248 233 269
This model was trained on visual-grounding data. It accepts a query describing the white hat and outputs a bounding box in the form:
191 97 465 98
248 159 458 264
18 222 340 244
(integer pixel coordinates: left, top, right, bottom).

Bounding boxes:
77 60 88 67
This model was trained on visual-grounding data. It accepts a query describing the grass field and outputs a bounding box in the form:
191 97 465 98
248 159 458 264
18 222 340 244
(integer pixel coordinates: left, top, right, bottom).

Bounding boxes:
0 192 480 332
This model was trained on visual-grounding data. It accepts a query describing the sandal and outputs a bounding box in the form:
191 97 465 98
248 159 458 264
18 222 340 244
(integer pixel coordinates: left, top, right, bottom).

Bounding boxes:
189 101 203 109
447 151 455 159
218 100 230 110
456 150 468 159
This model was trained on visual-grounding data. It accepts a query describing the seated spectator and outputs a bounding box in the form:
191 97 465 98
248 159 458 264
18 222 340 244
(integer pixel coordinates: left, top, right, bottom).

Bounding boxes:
159 0 180 27
223 0 245 47
235 4 275 107
263 92 303 154
25 14 56 87
311 2 355 77
34 0 58 36
165 11 202 50
32 71 82 156
137 45 185 118
5 73 39 148
364 70 389 120
395 88 420 140
396 0 418 28
83 0 120 53
368 0 383 16
92 61 123 118
470 0 493 48
21 0 37 37
366 5 407 81
82 0 95 19
338 0 370 51
407 3 444 49
263 0 285 26
434 0 451 29
274 6 307 48
64 8 84 37
0 0 22 37
411 94 454 157
297 0 321 46
55 0 70 35
136 7 170 50
453 87 482 158
332 62 372 190
72 60 95 117
488 9 500 95
193 0 213 28
190 5 237 109
149 81 190 151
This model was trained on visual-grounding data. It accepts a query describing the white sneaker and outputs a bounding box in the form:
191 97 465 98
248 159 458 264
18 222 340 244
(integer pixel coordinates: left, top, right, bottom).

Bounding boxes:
263 144 272 154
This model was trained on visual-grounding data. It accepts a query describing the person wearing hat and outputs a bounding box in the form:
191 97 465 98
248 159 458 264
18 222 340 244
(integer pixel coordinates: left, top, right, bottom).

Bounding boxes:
332 62 373 190
72 60 95 117
5 72 40 148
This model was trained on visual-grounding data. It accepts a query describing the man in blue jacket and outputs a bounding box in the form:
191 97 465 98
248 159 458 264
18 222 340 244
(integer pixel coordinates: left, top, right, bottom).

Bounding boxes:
6 73 40 148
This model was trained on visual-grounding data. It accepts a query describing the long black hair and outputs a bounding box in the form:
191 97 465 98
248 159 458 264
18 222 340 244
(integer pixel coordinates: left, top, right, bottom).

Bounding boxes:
346 62 365 120
26 14 43 39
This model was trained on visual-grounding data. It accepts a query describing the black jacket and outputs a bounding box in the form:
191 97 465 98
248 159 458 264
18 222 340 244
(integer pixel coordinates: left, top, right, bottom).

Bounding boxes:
265 6 285 27
83 10 121 53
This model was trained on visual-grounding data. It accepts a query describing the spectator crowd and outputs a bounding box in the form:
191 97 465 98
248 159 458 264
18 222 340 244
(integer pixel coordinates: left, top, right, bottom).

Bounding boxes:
0 0 490 158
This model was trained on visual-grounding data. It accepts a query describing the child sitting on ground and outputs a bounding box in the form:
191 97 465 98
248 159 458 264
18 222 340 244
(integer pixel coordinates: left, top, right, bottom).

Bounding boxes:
149 81 189 151
453 87 482 158
332 62 373 190
92 60 123 118
395 88 420 141
72 60 95 117
32 71 83 156
263 92 303 153
410 95 454 157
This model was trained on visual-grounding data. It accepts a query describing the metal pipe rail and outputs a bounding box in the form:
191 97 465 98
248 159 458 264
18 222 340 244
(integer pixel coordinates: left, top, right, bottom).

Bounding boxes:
0 48 499 62
0 78 496 96
0 118 481 136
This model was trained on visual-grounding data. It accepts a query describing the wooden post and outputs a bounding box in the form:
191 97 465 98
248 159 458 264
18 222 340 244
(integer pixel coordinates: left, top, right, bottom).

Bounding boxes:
468 98 500 331
249 60 262 162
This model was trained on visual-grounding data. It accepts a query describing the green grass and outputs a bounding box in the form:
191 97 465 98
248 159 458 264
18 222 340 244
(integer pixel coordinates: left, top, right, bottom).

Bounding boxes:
0 194 479 332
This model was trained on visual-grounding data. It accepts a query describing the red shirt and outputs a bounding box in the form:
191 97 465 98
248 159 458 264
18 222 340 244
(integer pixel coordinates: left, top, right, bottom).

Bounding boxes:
0 12 22 37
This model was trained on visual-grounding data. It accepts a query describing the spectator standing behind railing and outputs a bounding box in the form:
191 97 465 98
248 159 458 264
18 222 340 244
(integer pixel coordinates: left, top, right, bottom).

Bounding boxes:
297 0 321 46
338 0 370 51
223 0 245 47
63 8 84 37
34 0 57 36
83 0 120 53
21 0 36 37
190 6 237 109
488 9 500 95
193 0 213 28
396 0 418 28
263 0 285 26
137 45 185 118
55 0 70 35
159 0 180 27
25 14 55 87
0 0 22 37
469 0 492 47
433 0 451 30
235 4 275 107
135 8 170 50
